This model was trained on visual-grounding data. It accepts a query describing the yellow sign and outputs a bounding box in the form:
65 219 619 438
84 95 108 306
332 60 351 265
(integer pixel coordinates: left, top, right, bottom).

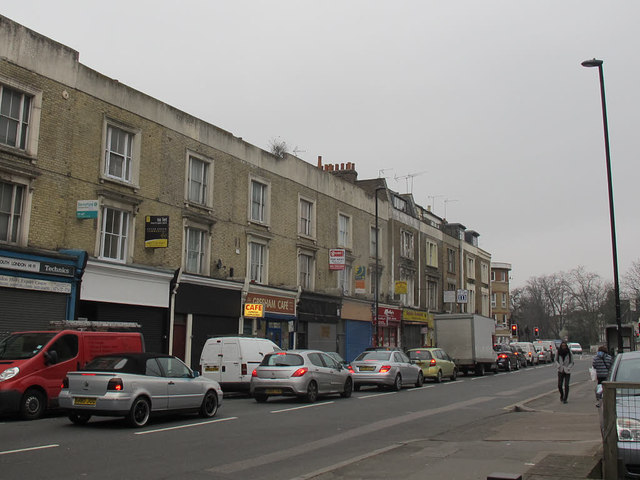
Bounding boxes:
244 303 264 318
394 281 407 295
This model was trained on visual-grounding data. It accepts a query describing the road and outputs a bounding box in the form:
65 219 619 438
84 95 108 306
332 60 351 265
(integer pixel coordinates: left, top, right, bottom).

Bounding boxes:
0 358 591 480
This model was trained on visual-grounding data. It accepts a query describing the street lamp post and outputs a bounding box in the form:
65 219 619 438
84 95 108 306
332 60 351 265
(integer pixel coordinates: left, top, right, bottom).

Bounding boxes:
581 58 623 353
374 186 385 347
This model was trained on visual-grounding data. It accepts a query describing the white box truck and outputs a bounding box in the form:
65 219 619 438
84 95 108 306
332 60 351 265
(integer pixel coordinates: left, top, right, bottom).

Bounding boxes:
434 314 497 376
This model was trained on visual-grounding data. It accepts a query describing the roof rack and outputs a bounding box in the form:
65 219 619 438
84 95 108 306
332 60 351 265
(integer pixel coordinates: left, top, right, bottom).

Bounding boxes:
49 320 142 331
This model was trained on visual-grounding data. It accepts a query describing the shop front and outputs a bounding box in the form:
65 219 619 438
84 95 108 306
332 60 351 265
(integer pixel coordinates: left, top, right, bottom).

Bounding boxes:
375 305 401 348
402 308 433 349
0 246 86 333
342 299 373 362
297 292 341 353
79 259 174 354
244 287 299 349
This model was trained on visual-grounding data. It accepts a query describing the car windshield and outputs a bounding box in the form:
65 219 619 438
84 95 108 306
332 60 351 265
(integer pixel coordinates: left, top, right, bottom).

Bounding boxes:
408 350 432 360
261 353 304 367
614 357 640 382
355 351 392 361
0 332 56 360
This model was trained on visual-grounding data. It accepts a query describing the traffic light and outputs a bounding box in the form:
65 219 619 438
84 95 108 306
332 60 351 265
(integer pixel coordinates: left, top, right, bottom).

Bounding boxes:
511 324 517 336
534 327 539 338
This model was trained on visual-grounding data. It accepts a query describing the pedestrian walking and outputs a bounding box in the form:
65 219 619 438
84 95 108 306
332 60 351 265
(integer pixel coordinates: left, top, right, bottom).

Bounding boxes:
555 341 574 404
592 345 613 384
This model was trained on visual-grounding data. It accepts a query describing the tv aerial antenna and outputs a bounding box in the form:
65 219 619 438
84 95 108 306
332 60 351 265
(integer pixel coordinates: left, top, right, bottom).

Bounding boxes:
444 198 459 218
394 171 426 193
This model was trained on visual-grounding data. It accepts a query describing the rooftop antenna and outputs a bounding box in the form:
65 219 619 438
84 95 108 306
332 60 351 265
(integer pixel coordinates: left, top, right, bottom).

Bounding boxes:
444 198 459 219
427 195 445 214
378 168 393 178
292 146 306 157
394 171 426 193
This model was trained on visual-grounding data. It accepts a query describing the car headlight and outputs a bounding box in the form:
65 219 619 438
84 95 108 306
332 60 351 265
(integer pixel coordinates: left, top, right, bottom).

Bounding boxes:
0 367 19 382
617 417 640 441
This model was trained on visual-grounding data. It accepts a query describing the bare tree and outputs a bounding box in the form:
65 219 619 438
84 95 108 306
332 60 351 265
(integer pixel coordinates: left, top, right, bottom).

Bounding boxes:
623 259 640 300
566 266 607 345
527 272 572 339
269 137 289 159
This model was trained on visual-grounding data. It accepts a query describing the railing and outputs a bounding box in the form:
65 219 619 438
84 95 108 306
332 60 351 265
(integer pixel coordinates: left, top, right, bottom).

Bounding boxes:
601 381 640 479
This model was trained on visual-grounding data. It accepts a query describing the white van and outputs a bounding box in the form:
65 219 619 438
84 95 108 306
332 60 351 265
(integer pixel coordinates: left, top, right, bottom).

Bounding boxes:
200 337 281 392
511 342 539 366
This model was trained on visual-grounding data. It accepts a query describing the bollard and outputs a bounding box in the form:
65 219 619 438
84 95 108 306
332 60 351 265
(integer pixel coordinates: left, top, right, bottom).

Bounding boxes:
487 474 522 480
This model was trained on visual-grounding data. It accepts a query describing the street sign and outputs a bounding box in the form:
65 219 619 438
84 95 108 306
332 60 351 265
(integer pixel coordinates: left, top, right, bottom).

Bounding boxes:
456 289 468 304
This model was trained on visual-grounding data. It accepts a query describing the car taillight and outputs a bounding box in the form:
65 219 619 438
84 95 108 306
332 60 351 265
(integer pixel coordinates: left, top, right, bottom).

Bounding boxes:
107 378 123 391
241 363 247 375
499 354 507 359
379 365 392 373
430 359 436 367
291 367 309 377
347 365 354 373
528 352 532 357
252 369 258 377
61 376 69 389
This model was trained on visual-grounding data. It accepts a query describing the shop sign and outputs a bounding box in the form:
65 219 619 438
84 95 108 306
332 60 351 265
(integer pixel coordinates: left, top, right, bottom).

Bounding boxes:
144 216 169 248
394 281 407 295
376 306 401 327
403 309 428 323
354 266 366 293
76 200 99 219
0 274 71 293
245 293 296 316
0 256 75 277
244 303 264 318
329 249 345 270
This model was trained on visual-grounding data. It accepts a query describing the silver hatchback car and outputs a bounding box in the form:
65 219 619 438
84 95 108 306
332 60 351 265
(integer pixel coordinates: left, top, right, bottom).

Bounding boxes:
350 349 424 391
250 350 353 403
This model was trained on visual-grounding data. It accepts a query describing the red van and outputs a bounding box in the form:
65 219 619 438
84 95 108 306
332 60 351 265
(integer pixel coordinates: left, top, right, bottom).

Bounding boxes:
0 329 144 419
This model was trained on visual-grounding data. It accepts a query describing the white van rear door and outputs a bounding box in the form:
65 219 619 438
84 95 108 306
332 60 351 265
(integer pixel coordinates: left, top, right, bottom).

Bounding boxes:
201 340 223 382
222 340 242 382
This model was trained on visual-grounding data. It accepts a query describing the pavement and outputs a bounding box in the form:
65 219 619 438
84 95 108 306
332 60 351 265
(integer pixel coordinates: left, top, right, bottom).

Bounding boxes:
304 373 603 480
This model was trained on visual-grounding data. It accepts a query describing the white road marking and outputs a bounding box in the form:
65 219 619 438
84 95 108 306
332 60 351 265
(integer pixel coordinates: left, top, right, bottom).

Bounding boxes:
407 385 436 392
0 444 59 456
357 391 397 399
270 402 335 414
134 416 237 435
470 376 490 381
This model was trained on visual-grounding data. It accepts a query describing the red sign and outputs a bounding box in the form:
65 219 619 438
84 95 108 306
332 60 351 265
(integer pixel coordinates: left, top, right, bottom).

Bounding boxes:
376 307 401 327
329 249 346 270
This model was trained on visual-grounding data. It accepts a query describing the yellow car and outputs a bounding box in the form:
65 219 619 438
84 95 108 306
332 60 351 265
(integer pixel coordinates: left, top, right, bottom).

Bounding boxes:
407 348 458 383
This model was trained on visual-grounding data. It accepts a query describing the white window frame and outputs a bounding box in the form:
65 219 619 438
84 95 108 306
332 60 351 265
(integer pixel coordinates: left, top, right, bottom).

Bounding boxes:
337 263 352 296
467 257 475 279
298 197 315 238
426 240 438 268
481 263 489 283
247 235 269 284
467 285 476 314
0 77 42 157
249 177 270 225
491 293 497 308
427 280 438 310
502 293 507 308
447 248 456 273
298 249 315 290
183 225 210 275
491 270 496 282
338 213 352 249
0 175 32 246
185 152 214 208
400 268 415 307
400 230 414 260
98 206 131 263
100 119 141 188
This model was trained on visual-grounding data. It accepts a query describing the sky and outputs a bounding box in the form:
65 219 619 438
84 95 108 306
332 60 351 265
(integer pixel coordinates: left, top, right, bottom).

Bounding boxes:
2 1 638 289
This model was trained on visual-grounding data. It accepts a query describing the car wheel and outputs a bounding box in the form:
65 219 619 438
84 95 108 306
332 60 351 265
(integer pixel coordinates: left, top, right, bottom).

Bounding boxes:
305 381 318 403
128 397 151 428
340 378 353 398
507 361 512 372
20 389 46 420
254 394 268 403
450 369 458 381
415 371 424 388
199 390 218 418
435 370 442 383
68 412 91 425
392 374 402 391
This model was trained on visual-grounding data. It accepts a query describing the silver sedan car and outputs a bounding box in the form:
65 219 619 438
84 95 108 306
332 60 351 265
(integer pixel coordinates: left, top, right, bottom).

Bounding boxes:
250 350 353 403
350 349 424 391
59 353 223 427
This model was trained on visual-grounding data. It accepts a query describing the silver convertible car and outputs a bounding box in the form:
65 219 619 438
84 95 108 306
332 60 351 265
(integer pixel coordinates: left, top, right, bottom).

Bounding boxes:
250 350 353 403
350 349 424 391
59 353 223 427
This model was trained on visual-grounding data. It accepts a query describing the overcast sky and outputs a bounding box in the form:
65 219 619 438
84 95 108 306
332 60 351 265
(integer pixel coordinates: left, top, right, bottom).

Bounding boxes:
3 1 638 289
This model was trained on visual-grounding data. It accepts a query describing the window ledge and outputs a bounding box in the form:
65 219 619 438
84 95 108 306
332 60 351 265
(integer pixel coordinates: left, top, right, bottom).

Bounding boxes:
99 176 140 193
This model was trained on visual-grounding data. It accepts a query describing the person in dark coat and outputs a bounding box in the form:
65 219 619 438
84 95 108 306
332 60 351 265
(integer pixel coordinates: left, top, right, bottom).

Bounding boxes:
592 345 613 384
555 341 574 404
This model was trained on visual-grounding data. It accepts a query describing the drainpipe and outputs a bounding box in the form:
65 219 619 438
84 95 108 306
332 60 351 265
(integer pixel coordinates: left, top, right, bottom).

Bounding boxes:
168 268 182 355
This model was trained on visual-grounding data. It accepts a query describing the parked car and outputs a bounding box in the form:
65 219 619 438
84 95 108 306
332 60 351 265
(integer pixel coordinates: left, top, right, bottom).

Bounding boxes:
200 336 281 392
596 351 640 478
59 353 222 427
511 345 528 369
325 352 353 372
250 350 353 403
406 347 457 382
494 344 518 372
350 349 423 391
512 342 539 366
534 345 552 364
0 329 144 420
568 342 583 355
534 340 556 361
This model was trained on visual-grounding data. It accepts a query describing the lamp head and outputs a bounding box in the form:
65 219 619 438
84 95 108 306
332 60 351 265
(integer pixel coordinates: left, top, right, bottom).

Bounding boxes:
581 58 603 68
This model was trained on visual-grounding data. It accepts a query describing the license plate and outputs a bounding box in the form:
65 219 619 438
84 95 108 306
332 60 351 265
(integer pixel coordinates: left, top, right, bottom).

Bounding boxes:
359 366 375 372
205 366 219 372
73 397 97 406
265 389 282 394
